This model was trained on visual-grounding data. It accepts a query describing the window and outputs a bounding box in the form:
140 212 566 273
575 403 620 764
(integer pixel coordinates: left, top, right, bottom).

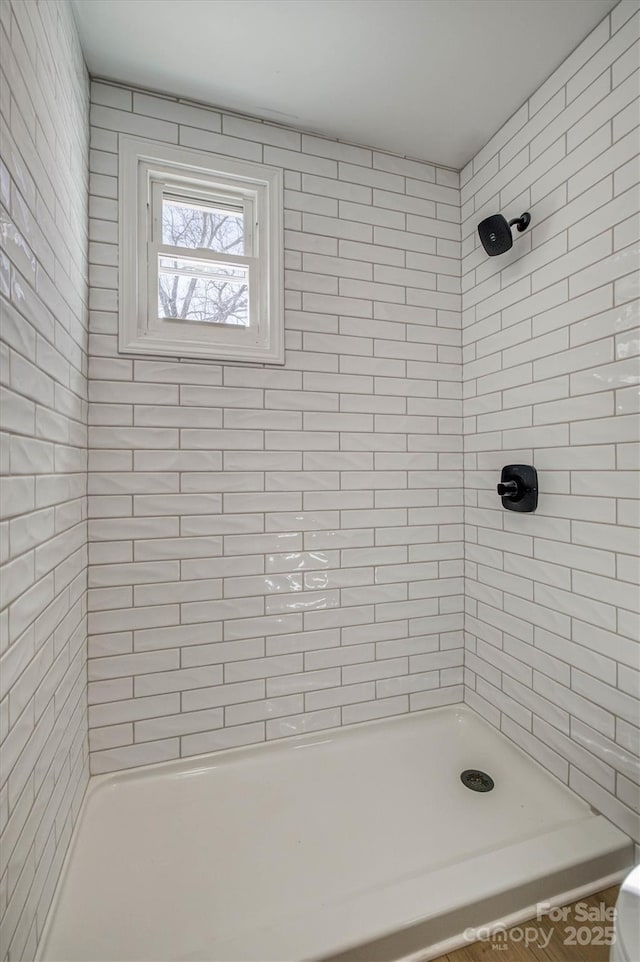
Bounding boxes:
118 136 283 364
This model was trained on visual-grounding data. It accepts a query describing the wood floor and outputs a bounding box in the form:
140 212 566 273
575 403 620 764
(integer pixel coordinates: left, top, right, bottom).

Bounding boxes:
435 886 620 962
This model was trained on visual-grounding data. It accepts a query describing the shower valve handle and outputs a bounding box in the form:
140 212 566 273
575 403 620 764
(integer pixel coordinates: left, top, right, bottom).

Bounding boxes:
497 479 519 499
497 465 538 513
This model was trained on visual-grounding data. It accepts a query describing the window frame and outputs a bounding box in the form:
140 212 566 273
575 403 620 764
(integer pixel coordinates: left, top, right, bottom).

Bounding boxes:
118 135 284 364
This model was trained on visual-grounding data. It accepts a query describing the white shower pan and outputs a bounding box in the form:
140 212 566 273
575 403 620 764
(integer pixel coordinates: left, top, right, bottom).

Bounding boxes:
38 705 632 962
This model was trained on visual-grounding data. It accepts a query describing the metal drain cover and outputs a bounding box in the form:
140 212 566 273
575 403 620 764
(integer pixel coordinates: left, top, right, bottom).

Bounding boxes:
460 769 494 792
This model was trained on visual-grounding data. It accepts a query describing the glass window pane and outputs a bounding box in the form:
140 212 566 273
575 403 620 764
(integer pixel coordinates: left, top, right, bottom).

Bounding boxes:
162 198 244 255
158 271 249 327
158 254 247 282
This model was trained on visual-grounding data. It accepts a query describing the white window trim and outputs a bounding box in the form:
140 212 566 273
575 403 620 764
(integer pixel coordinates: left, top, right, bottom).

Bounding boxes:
118 135 284 364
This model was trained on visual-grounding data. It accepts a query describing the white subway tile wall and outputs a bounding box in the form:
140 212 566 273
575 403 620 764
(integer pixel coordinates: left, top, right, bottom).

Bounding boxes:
0 1 89 959
86 81 465 775
462 2 640 843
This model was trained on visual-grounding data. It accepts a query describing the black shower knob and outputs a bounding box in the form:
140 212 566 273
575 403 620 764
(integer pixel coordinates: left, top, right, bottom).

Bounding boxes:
497 465 538 513
497 480 519 498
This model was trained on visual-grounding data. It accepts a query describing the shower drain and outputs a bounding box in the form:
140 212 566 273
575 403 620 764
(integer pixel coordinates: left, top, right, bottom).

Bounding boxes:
460 769 494 792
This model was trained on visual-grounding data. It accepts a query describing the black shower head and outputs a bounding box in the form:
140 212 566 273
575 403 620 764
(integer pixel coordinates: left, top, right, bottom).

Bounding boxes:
478 212 531 256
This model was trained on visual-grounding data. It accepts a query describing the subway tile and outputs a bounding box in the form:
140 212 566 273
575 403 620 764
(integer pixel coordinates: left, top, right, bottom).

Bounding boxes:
502 718 569 782
342 695 408 724
133 92 221 132
226 694 303 726
135 665 224 697
179 124 262 161
181 679 265 712
339 162 404 193
91 739 179 775
91 103 178 142
570 769 639 843
182 722 264 756
89 693 180 728
223 114 300 149
134 707 224 742
266 706 341 740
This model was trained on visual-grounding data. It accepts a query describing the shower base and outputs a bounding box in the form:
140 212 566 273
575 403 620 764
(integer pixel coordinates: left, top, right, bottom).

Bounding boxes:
37 705 632 962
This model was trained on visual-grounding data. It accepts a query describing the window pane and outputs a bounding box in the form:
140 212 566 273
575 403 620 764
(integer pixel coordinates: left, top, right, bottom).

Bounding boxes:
158 254 246 282
162 198 244 255
158 271 249 327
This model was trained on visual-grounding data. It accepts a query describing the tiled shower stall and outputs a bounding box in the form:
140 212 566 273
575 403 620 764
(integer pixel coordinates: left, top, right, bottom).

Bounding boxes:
1 0 638 958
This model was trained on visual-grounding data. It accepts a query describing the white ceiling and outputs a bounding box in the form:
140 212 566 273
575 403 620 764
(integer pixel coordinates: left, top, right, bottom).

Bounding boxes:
72 0 617 169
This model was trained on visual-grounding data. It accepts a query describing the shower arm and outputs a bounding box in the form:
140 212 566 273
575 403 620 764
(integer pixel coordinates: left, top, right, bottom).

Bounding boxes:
508 213 531 233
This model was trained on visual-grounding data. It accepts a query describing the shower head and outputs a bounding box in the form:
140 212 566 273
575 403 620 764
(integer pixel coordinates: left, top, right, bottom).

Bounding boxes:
478 212 531 256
